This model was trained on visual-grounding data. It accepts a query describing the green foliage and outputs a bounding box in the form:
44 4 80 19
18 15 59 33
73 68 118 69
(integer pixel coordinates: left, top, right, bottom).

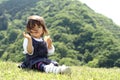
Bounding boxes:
7 29 19 43
83 50 93 63
59 57 82 66
98 56 114 68
0 15 8 30
0 31 4 39
54 42 68 58
87 59 99 68
114 59 120 67
0 0 120 68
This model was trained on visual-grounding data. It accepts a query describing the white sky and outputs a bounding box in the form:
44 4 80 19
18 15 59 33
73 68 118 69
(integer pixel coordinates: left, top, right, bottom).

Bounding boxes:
79 0 120 25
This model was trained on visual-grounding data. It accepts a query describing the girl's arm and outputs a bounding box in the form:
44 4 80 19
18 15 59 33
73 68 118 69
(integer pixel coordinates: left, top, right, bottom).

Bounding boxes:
23 32 33 55
44 36 52 49
27 37 33 54
44 36 55 55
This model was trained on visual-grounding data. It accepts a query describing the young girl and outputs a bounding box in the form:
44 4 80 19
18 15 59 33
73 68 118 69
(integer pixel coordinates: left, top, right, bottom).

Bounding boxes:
18 15 71 74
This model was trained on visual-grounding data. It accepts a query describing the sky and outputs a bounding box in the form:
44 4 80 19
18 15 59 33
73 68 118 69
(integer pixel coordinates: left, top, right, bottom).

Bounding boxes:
79 0 120 25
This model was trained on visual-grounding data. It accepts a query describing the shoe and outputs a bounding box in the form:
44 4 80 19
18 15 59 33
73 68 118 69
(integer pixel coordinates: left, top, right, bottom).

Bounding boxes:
44 63 71 74
18 62 26 68
60 65 71 74
44 63 61 74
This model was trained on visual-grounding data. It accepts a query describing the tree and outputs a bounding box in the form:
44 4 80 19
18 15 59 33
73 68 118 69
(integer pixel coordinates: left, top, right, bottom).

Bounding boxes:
0 15 8 30
114 59 120 67
98 56 114 67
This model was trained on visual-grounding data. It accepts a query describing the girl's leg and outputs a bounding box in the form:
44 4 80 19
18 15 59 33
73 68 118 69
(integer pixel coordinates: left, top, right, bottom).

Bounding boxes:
44 63 71 74
35 62 71 74
51 60 59 66
35 62 46 72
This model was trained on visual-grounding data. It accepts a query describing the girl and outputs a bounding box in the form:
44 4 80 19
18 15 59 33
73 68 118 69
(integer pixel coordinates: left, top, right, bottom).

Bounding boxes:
18 15 71 74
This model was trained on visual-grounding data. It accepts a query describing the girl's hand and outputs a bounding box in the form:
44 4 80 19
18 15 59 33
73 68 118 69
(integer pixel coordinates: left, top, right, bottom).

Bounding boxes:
44 36 52 49
23 32 31 39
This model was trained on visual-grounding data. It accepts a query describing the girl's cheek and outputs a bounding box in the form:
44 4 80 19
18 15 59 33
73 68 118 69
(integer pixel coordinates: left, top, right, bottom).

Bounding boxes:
40 30 43 34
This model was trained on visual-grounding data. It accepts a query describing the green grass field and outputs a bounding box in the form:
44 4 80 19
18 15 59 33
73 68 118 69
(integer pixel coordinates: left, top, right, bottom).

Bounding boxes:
0 61 120 80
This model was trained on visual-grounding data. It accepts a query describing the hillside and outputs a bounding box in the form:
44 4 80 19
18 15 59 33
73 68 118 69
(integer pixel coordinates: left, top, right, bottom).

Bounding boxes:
0 61 120 80
0 0 120 67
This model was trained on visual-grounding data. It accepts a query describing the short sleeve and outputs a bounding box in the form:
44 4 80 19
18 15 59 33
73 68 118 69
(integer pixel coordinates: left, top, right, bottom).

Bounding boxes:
47 45 55 56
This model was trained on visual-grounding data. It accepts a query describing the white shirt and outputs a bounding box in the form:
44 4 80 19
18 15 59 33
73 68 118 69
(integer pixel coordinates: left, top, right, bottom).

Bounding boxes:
23 37 55 56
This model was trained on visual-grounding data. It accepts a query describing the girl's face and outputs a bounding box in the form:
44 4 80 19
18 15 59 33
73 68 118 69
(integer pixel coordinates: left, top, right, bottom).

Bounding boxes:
30 25 43 38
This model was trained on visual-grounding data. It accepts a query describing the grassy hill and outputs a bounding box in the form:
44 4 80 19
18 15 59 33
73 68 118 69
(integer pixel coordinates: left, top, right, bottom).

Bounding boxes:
0 61 120 80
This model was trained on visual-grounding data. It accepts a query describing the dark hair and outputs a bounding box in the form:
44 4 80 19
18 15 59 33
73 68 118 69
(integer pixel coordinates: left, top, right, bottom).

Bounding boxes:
26 15 48 36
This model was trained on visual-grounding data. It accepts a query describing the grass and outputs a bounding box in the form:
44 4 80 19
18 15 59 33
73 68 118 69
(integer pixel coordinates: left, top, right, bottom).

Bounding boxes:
0 61 120 80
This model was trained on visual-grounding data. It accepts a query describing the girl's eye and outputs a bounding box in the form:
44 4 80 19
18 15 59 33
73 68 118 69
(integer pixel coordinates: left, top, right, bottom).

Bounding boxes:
30 27 42 33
